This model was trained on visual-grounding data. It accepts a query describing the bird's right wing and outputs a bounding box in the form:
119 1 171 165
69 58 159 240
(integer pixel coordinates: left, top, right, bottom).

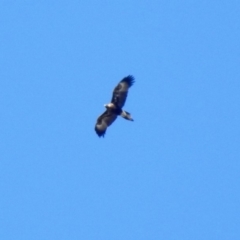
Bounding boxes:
111 75 135 108
95 110 118 137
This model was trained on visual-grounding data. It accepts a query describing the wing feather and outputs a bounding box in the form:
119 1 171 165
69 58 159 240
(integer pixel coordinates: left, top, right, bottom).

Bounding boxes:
111 75 135 108
95 110 118 137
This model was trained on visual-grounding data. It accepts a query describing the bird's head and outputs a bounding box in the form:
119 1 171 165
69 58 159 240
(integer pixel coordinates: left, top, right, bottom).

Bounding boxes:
104 103 115 109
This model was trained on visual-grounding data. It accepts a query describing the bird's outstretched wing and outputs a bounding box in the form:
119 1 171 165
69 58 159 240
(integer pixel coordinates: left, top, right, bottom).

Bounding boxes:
111 75 135 108
95 110 118 137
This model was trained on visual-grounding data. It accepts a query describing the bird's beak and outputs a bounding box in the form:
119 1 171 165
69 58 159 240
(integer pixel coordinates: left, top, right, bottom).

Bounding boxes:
104 104 107 107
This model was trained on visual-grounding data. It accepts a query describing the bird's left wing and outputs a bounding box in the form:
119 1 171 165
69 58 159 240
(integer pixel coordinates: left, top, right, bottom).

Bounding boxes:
95 110 118 137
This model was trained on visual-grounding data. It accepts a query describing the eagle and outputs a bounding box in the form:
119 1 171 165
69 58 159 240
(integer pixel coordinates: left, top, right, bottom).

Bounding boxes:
95 75 135 137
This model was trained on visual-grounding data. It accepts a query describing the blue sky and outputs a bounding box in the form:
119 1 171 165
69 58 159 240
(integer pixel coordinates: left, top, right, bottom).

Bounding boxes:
1 1 240 239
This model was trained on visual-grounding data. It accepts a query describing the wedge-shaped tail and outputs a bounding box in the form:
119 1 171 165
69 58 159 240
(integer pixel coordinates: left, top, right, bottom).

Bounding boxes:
120 110 134 121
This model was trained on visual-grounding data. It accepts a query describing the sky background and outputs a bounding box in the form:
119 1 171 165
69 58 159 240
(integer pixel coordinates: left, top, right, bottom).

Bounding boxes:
1 1 240 239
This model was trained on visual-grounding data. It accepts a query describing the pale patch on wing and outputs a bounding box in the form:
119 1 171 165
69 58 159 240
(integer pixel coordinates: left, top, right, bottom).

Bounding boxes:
96 122 107 131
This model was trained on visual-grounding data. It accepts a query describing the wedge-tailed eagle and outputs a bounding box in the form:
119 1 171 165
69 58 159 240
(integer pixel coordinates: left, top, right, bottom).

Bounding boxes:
95 75 135 137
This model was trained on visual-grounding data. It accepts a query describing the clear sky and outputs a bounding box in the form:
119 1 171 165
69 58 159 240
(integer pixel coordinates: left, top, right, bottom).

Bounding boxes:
1 1 240 239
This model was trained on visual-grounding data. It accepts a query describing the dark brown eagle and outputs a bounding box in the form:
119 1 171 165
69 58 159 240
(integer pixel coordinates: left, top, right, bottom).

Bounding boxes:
95 75 135 137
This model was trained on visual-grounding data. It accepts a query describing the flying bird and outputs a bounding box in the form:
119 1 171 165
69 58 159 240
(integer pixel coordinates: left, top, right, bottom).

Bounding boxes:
95 75 135 137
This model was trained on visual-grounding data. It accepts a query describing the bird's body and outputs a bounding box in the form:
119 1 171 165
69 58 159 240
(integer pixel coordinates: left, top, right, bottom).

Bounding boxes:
95 75 135 137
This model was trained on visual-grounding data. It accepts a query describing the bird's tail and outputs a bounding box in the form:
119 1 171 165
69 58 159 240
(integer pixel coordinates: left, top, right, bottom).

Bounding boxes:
120 110 134 121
